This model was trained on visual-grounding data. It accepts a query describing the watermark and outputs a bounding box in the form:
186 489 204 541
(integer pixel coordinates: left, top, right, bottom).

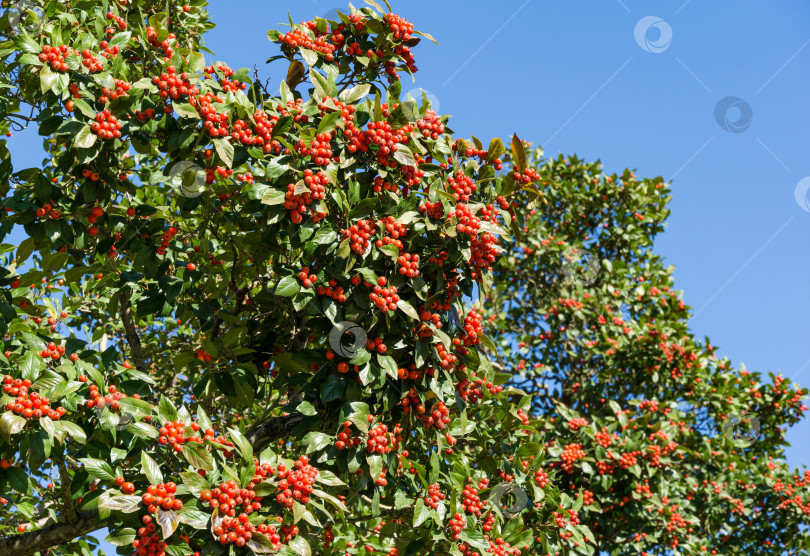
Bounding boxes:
714 96 753 133
166 160 206 198
634 16 672 53
5 0 45 36
401 88 440 123
328 321 367 358
794 177 810 212
562 249 601 286
490 482 529 518
723 410 760 447
93 401 135 432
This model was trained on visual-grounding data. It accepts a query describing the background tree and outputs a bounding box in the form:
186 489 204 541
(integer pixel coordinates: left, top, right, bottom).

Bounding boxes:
483 146 810 555
0 1 592 555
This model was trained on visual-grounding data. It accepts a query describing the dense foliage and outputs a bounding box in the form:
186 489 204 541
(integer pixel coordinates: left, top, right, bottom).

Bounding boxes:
483 147 810 554
0 1 589 555
0 1 807 556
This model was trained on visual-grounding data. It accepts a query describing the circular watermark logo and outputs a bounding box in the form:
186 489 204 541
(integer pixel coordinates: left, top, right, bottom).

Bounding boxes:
490 482 529 519
723 411 760 447
793 177 810 212
401 88 440 123
714 96 752 133
93 400 135 432
562 251 601 286
328 321 367 358
634 16 672 53
167 160 206 198
5 0 46 36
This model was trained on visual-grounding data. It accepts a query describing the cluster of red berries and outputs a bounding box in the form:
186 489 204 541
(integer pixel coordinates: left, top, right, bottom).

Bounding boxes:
372 175 403 197
152 66 197 101
418 200 444 220
34 202 60 219
512 166 540 183
366 422 399 454
416 110 444 139
284 169 327 224
366 120 413 167
343 219 377 254
469 231 500 280
448 203 480 236
365 336 389 354
141 482 183 513
38 44 73 72
316 279 347 303
156 225 179 256
457 309 483 346
396 362 434 380
297 267 318 289
535 468 550 488
397 253 420 277
204 64 247 94
449 512 467 539
202 469 268 518
419 400 450 431
131 519 167 556
306 131 335 166
369 279 400 313
213 513 260 548
336 420 362 451
90 110 122 140
104 10 127 30
100 78 131 103
435 342 458 370
278 27 337 61
385 13 414 40
85 384 133 411
276 455 318 508
4 376 64 421
424 483 446 509
568 417 589 431
560 443 586 473
400 388 425 415
145 26 176 59
461 480 486 515
446 170 476 202
192 91 230 138
38 340 66 361
157 420 211 452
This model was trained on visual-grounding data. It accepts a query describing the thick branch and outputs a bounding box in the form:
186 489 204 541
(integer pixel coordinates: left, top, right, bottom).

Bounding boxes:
119 291 147 373
0 511 98 556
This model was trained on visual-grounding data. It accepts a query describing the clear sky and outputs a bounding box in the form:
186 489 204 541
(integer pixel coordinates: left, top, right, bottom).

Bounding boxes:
5 0 809 553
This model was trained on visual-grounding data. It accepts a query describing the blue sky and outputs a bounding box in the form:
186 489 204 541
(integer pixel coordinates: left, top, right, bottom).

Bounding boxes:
4 0 809 553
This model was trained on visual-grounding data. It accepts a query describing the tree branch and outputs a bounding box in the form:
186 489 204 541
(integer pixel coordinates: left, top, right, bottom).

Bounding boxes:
119 291 147 373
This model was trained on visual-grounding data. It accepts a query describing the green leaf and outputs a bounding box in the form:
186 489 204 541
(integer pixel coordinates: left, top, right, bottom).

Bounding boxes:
317 111 341 136
56 421 86 444
141 452 163 484
511 133 526 173
182 442 213 471
396 299 420 320
339 83 371 104
488 137 505 162
301 431 331 453
40 65 57 93
0 411 26 440
228 428 253 462
261 188 286 205
105 529 137 547
412 497 430 527
275 275 300 297
74 125 97 149
177 506 210 529
80 458 117 482
213 138 234 167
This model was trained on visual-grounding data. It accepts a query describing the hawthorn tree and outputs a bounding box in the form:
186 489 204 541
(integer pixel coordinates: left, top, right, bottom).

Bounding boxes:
0 1 591 555
482 147 810 554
